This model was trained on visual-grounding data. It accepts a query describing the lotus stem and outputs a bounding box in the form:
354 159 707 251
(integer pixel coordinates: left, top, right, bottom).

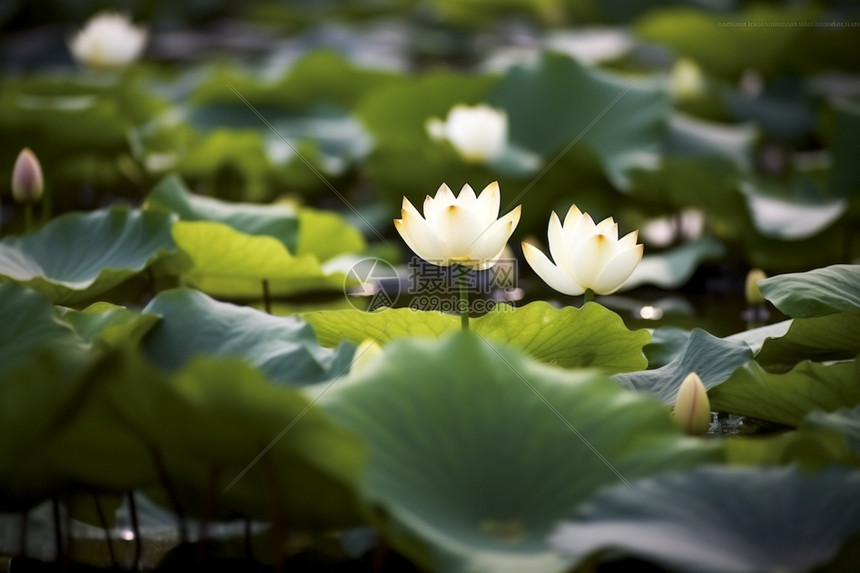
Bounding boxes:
93 494 118 568
24 204 33 233
128 491 141 572
458 265 470 331
583 288 594 305
262 279 272 314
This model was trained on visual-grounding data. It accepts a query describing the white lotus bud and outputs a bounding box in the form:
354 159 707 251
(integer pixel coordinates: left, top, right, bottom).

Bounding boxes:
11 148 43 204
745 269 767 306
674 372 711 436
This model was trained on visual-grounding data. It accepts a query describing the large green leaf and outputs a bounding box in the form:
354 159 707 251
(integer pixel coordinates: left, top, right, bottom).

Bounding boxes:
0 350 155 510
740 178 848 241
0 283 85 382
619 236 725 291
754 313 860 366
487 52 667 189
551 466 860 573
317 332 720 573
614 328 753 405
758 264 860 318
296 207 366 262
142 288 354 385
709 358 860 427
635 6 818 80
110 352 365 527
0 348 365 527
0 207 176 304
170 221 353 297
666 113 756 172
56 302 161 348
191 50 400 110
304 301 650 373
805 405 860 455
145 174 300 252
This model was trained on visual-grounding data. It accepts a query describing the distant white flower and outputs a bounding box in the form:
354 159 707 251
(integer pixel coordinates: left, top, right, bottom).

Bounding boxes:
69 12 147 69
394 182 521 270
426 104 508 163
522 206 643 296
669 58 705 100
674 372 711 436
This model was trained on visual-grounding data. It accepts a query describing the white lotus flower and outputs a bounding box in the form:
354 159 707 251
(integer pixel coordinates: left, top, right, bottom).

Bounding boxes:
69 12 147 69
522 206 643 296
394 182 521 270
426 104 508 163
674 372 711 436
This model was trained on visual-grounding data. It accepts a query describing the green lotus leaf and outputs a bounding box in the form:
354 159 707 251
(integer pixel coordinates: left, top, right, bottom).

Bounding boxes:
635 5 818 79
0 348 365 528
758 264 860 318
110 352 366 527
666 113 756 172
723 320 792 355
304 301 650 373
754 314 860 366
805 405 860 455
643 326 692 368
0 207 177 304
723 426 858 468
56 302 160 348
0 283 86 383
619 236 725 291
264 107 374 177
487 52 667 190
709 358 860 427
192 50 400 110
614 328 753 404
0 350 156 510
176 129 272 202
551 466 860 573
317 332 720 573
145 174 300 252
142 288 354 385
296 206 366 262
740 178 847 241
170 221 355 297
724 87 815 140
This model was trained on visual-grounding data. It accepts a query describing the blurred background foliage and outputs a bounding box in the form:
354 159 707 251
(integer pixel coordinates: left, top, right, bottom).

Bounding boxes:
1 0 859 287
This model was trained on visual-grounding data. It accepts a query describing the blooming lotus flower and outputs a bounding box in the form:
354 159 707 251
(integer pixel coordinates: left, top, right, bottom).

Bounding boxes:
522 206 643 296
674 372 711 436
394 182 521 270
11 148 43 204
426 104 507 163
69 12 147 69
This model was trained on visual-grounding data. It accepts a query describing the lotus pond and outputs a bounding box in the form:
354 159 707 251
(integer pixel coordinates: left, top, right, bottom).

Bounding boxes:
1 1 860 572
